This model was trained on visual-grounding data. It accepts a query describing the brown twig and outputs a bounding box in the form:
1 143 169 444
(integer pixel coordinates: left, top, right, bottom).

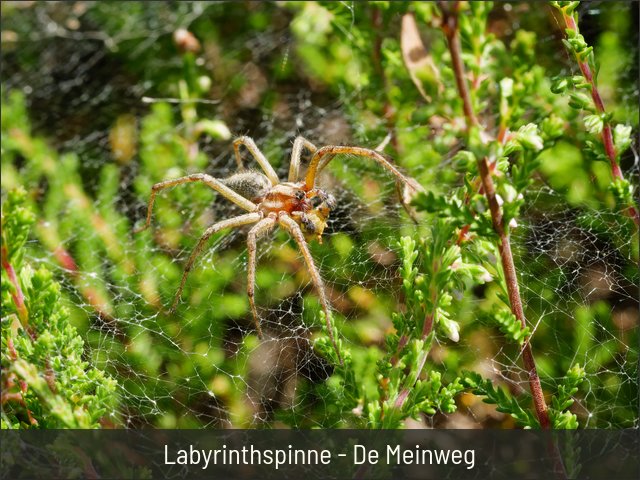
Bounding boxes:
439 1 551 430
477 157 550 429
439 1 478 129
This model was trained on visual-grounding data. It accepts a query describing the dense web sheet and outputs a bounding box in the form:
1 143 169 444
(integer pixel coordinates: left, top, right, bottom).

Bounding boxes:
1 1 638 429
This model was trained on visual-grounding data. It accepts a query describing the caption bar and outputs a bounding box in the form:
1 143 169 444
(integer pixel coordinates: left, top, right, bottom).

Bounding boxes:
2 429 637 479
164 443 475 470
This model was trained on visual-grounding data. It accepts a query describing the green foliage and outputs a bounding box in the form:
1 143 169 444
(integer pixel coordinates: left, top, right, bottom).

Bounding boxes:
369 229 475 428
1 1 637 431
492 310 531 346
550 0 637 227
462 371 538 428
1 189 118 428
549 364 586 429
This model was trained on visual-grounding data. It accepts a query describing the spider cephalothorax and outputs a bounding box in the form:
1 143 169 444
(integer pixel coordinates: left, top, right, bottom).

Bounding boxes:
136 135 422 364
258 182 336 242
224 173 336 242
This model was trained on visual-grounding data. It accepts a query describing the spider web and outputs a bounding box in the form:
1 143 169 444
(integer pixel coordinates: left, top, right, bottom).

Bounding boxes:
1 1 637 429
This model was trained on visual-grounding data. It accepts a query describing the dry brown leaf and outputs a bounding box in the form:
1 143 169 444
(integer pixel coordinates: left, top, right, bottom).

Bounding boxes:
401 13 442 103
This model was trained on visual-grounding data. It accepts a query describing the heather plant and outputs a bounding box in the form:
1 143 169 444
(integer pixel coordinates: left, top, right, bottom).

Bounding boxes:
1 1 637 430
1 189 118 428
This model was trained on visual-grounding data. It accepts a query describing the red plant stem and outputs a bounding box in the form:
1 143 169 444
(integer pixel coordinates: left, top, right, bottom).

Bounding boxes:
390 333 409 367
1 245 28 326
440 2 551 429
478 158 550 429
52 245 115 322
1 373 38 426
421 310 434 340
44 359 57 393
53 245 79 273
7 338 18 360
1 392 23 404
560 11 640 226
440 1 478 129
391 300 435 412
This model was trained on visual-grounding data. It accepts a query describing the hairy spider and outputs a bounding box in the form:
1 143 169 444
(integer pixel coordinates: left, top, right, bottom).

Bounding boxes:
135 136 421 364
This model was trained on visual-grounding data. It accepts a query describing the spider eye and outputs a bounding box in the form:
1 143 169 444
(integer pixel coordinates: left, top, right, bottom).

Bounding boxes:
295 190 305 200
309 195 323 208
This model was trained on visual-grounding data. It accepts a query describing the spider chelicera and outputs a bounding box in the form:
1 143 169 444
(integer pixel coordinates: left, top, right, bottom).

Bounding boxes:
135 136 421 364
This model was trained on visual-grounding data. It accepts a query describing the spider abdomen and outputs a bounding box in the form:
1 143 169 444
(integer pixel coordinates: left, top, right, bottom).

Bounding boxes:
223 171 271 202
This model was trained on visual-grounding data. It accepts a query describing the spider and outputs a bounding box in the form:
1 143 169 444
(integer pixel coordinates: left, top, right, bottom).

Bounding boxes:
135 136 421 364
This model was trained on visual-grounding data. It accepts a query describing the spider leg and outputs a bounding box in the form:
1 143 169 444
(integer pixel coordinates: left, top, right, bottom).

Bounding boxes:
288 136 318 182
246 215 278 338
169 212 263 313
278 214 343 365
233 136 280 185
134 173 258 233
304 146 425 195
315 153 336 177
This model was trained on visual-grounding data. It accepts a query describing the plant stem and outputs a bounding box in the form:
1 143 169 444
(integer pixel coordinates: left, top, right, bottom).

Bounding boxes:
559 10 640 226
439 1 551 429
439 1 478 129
1 245 28 326
478 157 550 429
